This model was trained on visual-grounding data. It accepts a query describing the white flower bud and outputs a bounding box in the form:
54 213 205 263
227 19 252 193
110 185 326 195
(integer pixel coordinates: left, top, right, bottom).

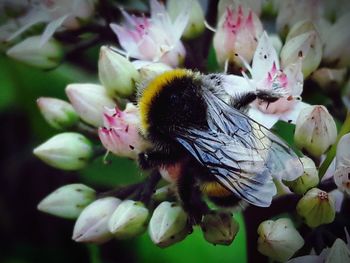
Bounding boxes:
201 212 239 245
37 97 79 130
285 156 319 195
323 13 350 68
98 46 140 98
108 200 149 239
325 238 350 263
269 34 283 54
132 61 172 81
37 184 95 219
167 0 205 39
72 197 121 243
285 20 317 42
148 201 190 248
66 83 115 127
296 188 336 228
6 35 63 69
152 185 176 202
311 67 347 90
258 218 304 262
334 167 350 196
281 30 322 78
33 132 93 170
294 105 337 157
336 133 350 169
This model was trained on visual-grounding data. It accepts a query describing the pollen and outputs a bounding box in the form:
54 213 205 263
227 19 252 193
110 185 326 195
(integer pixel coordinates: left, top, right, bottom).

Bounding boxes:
138 69 192 135
201 181 232 197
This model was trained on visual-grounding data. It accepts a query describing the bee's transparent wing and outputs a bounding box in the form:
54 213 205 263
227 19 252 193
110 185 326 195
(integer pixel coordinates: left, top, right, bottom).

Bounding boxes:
202 89 304 181
175 128 277 207
174 89 303 207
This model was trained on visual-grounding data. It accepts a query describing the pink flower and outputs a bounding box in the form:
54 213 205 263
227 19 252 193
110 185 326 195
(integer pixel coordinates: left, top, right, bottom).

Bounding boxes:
224 32 309 128
98 103 148 159
213 5 263 67
110 0 188 67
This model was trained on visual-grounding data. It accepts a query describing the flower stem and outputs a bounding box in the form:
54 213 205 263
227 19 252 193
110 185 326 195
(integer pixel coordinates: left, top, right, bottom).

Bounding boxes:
319 111 350 179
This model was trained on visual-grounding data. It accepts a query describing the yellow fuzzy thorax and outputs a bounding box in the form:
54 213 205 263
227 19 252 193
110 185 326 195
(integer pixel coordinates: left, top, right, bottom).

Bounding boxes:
138 69 194 136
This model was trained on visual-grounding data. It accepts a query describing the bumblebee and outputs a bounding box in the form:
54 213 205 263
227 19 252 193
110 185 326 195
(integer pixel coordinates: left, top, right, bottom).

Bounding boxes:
137 69 303 222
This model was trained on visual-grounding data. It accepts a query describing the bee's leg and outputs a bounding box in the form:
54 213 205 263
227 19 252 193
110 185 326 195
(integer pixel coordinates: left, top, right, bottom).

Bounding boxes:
137 169 161 204
230 89 283 111
177 162 210 225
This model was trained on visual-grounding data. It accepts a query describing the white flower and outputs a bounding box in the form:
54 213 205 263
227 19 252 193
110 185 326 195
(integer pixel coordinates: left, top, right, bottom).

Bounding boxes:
1 0 95 45
110 0 189 67
224 32 308 128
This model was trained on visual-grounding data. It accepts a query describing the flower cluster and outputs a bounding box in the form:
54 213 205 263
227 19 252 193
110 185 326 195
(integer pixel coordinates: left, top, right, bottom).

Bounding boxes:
3 0 350 261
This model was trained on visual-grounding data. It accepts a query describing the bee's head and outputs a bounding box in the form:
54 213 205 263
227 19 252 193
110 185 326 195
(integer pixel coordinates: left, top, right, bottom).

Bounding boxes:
138 69 207 138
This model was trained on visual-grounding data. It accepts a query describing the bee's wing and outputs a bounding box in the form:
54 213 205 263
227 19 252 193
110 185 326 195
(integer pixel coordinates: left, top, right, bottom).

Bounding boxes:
202 88 304 181
175 128 277 207
174 89 303 207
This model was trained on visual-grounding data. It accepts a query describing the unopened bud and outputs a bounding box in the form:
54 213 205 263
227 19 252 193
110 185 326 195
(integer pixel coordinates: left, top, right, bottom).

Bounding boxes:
66 83 115 127
269 34 283 54
108 200 149 239
296 188 336 228
281 30 322 78
311 67 347 90
258 218 304 262
33 132 93 170
167 0 205 39
37 97 79 130
336 133 350 169
323 13 350 68
37 184 95 219
6 35 63 69
133 61 172 81
201 212 239 245
285 20 317 42
152 185 176 202
72 197 121 243
325 238 350 263
294 105 337 157
148 201 190 247
334 167 350 196
98 46 140 98
284 156 319 195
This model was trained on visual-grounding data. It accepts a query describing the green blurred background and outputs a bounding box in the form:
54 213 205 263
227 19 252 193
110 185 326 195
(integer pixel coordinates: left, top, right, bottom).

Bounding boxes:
0 54 247 263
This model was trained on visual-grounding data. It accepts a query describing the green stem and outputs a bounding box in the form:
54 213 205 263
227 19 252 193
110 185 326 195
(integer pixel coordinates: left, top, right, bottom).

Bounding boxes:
87 244 102 263
319 111 350 179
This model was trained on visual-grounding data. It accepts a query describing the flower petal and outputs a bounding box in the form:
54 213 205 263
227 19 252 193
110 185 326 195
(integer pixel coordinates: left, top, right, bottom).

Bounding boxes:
252 31 280 80
280 101 310 124
247 107 279 128
40 14 69 46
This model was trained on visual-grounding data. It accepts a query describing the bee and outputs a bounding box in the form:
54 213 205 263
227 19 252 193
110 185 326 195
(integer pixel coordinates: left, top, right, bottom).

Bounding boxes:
137 69 303 222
